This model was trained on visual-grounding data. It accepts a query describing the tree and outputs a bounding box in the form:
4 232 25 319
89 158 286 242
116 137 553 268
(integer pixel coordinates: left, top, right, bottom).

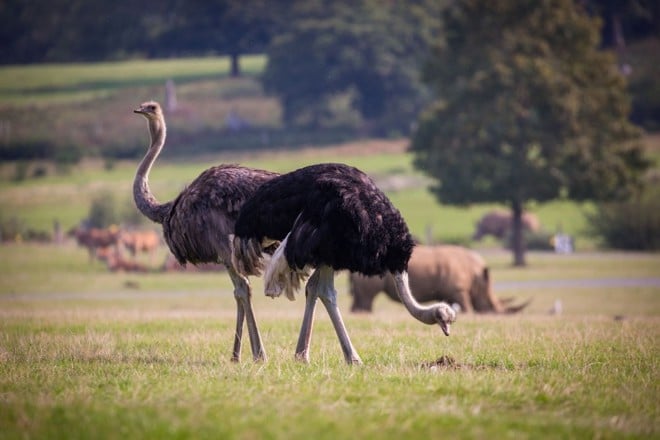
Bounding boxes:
262 0 445 133
410 0 650 266
0 0 278 68
155 0 277 76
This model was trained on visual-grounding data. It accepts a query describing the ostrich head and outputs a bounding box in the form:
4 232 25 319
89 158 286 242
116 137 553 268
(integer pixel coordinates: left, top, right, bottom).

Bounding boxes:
134 101 162 120
434 303 457 336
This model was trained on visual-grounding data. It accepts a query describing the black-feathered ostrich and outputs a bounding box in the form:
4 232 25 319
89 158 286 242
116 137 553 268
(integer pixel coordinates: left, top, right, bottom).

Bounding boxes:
133 101 278 362
232 163 456 365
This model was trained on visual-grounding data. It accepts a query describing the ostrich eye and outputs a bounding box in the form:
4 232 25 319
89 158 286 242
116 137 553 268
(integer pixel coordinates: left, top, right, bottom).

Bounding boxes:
148 105 155 111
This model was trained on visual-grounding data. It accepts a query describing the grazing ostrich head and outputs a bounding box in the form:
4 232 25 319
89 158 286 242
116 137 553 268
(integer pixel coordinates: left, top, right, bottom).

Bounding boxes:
392 271 456 336
434 303 457 336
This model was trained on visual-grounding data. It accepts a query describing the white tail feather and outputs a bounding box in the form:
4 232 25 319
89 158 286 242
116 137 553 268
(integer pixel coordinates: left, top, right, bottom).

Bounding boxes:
263 233 309 300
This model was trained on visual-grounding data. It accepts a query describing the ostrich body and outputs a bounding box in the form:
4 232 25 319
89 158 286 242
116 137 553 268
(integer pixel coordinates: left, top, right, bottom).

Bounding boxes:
232 163 456 365
133 101 278 362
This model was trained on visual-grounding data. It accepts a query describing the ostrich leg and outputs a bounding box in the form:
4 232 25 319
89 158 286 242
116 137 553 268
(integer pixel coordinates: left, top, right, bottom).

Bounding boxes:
228 267 266 361
315 266 362 365
231 299 245 362
295 270 319 363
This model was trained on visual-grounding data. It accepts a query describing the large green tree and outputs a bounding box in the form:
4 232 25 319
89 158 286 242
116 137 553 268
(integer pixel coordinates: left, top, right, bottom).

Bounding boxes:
262 0 444 133
410 0 649 266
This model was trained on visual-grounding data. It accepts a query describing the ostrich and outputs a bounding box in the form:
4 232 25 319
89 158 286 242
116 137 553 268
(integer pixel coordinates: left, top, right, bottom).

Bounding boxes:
133 101 278 362
232 163 456 365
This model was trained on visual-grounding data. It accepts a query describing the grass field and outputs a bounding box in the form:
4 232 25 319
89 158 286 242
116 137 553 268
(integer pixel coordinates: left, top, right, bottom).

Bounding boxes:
0 244 659 439
0 56 267 106
0 139 597 249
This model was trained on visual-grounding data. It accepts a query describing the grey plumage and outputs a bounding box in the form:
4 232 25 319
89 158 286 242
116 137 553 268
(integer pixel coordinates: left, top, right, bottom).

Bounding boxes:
133 101 277 362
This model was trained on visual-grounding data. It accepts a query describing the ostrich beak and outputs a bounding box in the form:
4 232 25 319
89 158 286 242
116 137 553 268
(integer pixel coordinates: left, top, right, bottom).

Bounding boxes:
439 321 451 336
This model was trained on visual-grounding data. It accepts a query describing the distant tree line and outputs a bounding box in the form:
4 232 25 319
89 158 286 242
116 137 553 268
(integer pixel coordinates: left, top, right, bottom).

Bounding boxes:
1 0 659 132
0 0 282 75
2 0 657 65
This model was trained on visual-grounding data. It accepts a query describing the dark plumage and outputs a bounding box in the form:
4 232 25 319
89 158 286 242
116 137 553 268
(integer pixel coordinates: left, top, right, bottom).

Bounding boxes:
133 101 278 362
232 163 456 365
234 163 414 275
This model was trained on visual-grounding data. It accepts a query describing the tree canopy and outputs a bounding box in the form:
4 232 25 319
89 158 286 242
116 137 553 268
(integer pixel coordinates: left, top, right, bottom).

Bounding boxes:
261 0 445 133
410 0 650 265
0 0 278 68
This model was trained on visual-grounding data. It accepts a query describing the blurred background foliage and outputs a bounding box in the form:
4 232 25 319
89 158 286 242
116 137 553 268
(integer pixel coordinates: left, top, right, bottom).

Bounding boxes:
0 0 659 252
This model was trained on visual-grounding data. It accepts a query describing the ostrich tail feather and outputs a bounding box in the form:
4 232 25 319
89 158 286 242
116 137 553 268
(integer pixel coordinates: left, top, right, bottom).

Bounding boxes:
230 235 265 276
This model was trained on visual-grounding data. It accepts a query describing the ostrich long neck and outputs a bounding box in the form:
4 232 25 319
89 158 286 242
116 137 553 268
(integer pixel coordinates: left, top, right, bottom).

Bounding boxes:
134 115 168 224
393 271 440 325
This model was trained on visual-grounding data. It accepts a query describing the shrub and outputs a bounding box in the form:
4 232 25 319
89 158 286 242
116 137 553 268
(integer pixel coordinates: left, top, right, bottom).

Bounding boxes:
0 141 82 164
12 162 28 182
504 230 556 251
437 235 473 247
0 216 24 242
525 230 557 251
586 190 660 250
120 198 149 227
87 191 118 228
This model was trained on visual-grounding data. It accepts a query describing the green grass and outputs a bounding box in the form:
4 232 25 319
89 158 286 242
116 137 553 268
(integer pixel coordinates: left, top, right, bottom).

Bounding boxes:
0 55 267 106
0 144 596 248
0 244 658 439
1 313 656 439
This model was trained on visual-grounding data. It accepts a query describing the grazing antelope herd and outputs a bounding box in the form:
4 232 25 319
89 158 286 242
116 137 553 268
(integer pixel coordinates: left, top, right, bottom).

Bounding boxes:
66 224 226 273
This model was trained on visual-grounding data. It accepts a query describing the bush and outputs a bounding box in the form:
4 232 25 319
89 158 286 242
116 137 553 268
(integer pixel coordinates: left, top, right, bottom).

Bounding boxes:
504 230 556 251
120 198 149 227
0 141 82 164
586 190 660 250
0 141 52 160
88 191 118 228
525 230 557 251
0 217 24 242
436 235 473 247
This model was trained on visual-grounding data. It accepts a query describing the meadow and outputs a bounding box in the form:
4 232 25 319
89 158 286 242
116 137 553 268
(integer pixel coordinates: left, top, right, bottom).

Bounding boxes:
1 56 659 439
0 243 659 439
0 56 267 106
0 141 596 247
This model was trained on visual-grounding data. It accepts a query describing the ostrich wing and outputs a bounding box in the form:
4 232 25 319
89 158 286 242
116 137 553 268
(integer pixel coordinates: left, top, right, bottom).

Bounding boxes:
165 165 276 265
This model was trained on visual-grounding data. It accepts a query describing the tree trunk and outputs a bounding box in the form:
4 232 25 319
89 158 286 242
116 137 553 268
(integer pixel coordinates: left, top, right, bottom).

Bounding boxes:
230 53 240 77
511 199 526 266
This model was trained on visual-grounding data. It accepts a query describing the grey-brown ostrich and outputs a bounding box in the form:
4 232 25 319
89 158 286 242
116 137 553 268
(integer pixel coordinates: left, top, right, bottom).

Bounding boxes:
232 163 456 365
133 101 278 362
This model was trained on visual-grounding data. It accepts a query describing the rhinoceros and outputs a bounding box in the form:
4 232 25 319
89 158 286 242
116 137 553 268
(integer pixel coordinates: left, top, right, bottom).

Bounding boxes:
349 244 529 314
